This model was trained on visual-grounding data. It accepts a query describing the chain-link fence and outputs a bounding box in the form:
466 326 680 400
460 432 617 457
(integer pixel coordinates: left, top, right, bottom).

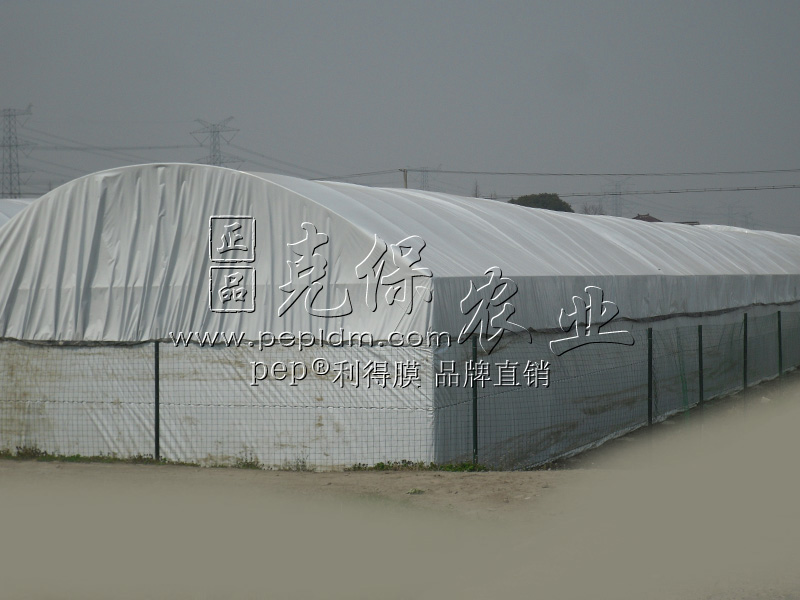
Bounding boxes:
1 308 798 469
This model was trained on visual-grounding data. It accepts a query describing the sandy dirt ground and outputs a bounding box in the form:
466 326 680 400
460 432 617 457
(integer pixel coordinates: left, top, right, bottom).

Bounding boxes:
3 373 800 599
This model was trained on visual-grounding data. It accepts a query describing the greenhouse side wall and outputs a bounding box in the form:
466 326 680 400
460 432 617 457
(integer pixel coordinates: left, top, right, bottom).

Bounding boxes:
432 305 800 469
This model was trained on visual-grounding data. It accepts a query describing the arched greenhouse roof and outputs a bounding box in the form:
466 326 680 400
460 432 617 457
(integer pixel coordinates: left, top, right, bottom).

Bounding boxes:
0 163 798 341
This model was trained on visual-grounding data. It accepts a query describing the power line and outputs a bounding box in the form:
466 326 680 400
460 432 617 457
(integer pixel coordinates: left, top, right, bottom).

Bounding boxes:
22 126 156 164
242 158 309 179
236 155 317 179
21 156 86 194
560 184 800 198
315 166 800 187
229 143 329 178
27 155 90 175
311 169 403 181
31 143 197 152
625 193 724 220
402 167 800 177
494 184 800 201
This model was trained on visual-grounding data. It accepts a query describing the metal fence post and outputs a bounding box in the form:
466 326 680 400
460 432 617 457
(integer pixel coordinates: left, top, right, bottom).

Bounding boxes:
472 335 478 465
743 312 748 390
698 325 704 409
647 327 653 426
778 310 783 376
154 340 160 461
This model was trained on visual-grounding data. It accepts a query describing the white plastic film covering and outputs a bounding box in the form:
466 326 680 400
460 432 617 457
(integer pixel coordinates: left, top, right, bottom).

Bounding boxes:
1 163 799 342
0 341 434 468
0 198 34 230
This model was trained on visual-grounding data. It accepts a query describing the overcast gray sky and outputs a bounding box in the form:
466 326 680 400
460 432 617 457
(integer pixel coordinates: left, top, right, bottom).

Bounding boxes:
2 1 799 232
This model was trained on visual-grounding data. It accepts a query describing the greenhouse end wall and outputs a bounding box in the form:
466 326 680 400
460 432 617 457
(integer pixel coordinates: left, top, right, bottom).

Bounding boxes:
0 343 435 469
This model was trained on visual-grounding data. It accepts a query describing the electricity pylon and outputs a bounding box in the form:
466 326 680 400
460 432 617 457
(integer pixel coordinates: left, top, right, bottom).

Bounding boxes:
1 104 33 197
191 117 243 167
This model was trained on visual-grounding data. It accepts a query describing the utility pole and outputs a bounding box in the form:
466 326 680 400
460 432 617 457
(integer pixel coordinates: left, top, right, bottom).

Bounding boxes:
191 118 243 167
612 180 621 217
401 168 408 189
1 104 33 198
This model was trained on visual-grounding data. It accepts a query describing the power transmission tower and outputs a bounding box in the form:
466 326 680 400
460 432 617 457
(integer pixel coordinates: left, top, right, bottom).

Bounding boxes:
191 117 243 167
603 177 631 217
1 104 33 198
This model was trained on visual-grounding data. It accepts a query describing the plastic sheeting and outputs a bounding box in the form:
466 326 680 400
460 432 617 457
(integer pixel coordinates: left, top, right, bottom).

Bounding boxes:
0 341 435 467
0 198 33 230
1 163 800 342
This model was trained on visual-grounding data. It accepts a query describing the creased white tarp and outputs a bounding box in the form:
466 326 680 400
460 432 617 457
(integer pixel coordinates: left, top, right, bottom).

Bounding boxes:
0 198 34 231
1 164 799 342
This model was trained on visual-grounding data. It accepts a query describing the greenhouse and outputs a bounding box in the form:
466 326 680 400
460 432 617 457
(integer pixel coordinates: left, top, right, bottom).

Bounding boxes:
1 163 799 468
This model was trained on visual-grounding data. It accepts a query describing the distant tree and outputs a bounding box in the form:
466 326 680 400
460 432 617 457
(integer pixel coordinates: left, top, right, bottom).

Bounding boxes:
581 202 606 215
509 193 574 213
